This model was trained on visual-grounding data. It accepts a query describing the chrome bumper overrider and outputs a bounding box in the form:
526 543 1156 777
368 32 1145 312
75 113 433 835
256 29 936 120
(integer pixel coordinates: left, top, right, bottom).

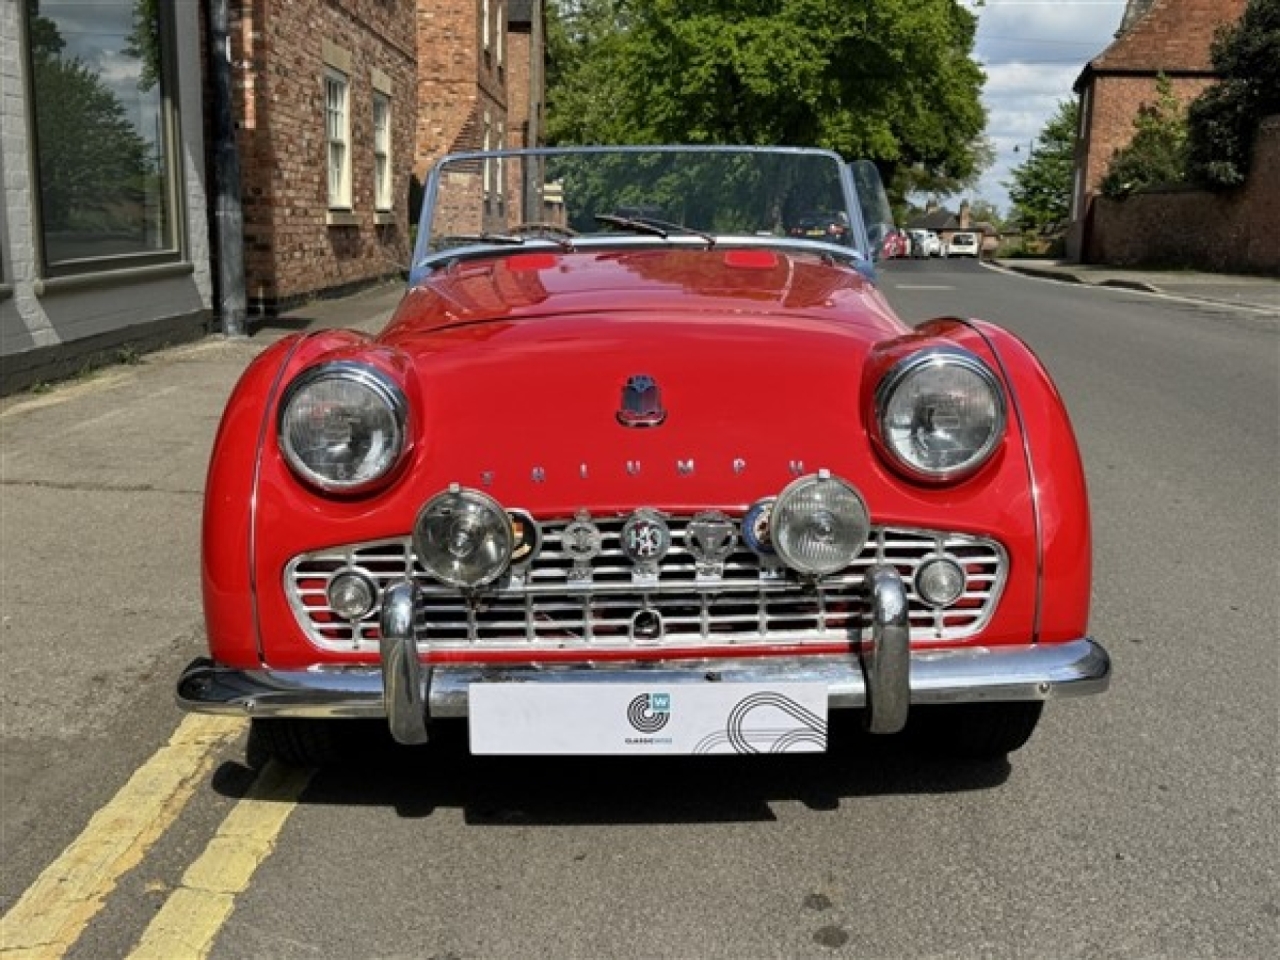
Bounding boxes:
178 569 1110 744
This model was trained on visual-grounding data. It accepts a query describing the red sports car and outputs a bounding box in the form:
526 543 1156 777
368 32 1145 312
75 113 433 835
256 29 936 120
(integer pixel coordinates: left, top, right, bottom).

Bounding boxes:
179 146 1109 765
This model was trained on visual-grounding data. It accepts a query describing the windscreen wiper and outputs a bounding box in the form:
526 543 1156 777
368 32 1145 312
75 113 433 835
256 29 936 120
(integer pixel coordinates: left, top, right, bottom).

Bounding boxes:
593 215 716 247
446 232 573 251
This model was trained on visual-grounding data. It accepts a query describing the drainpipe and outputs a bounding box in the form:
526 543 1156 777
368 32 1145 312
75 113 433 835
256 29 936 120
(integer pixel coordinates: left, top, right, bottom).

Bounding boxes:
209 0 246 337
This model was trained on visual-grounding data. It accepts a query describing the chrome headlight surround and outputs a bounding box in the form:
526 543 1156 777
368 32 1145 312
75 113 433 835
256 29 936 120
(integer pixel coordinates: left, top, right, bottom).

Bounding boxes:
771 471 871 577
278 362 409 494
413 485 515 589
873 348 1006 483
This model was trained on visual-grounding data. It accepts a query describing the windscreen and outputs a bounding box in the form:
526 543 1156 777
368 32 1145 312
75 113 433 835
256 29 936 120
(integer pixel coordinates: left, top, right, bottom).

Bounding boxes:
417 147 866 265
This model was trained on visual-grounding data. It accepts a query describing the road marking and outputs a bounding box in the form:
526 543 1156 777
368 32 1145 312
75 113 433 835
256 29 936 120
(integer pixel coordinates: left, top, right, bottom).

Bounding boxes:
0 715 244 959
127 762 313 960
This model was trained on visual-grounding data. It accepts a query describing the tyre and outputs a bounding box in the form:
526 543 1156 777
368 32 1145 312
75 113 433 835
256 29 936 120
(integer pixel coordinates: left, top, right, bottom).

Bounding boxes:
907 701 1044 760
247 718 353 768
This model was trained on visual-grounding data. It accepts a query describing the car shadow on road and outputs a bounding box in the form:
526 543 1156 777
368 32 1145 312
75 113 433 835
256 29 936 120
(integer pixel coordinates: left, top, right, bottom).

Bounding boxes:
210 712 1013 824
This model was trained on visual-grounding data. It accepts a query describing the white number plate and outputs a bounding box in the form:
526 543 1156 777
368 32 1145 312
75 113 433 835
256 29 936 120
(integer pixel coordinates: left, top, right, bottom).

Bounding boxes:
468 682 828 755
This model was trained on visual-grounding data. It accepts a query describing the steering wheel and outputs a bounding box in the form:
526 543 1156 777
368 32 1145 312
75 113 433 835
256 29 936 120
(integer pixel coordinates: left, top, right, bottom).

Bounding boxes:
509 222 579 238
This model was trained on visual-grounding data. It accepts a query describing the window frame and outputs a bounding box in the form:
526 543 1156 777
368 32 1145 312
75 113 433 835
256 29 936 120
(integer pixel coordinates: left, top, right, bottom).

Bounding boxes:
325 66 353 211
22 0 185 279
372 90 392 212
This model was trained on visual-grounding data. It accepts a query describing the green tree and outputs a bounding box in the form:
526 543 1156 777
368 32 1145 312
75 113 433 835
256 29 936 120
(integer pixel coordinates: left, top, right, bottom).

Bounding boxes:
123 0 162 93
1186 0 1280 188
545 0 989 199
1099 75 1187 198
1005 99 1077 230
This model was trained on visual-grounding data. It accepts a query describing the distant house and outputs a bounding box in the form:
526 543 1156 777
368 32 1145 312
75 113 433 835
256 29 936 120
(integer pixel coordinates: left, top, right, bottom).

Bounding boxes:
906 200 998 257
1067 0 1247 261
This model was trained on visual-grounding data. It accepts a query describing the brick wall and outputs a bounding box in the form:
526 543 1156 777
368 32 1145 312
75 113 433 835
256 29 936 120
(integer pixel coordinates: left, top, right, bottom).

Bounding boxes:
1069 0 1247 261
1085 115 1280 275
415 0 507 178
235 0 416 313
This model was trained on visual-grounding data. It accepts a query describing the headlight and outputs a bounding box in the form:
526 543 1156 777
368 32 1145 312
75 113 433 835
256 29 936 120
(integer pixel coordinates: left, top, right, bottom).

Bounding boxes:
414 486 514 588
278 363 408 493
771 472 870 576
875 348 1006 481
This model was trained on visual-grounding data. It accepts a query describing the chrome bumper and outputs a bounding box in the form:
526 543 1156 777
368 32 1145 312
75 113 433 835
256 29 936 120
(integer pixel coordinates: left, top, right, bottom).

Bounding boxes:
179 569 1109 744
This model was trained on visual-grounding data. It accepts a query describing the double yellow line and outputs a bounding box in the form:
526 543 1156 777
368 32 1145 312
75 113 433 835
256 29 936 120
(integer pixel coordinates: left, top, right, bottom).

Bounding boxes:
1 715 312 960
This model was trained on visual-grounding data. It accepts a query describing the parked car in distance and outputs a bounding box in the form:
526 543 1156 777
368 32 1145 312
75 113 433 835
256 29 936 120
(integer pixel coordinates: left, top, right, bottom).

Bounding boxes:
787 211 850 242
178 145 1109 767
908 229 943 258
947 231 980 258
880 227 910 259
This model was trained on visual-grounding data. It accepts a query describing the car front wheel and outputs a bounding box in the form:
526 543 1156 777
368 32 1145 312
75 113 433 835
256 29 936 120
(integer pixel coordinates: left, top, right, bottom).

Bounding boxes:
247 718 371 768
907 701 1044 759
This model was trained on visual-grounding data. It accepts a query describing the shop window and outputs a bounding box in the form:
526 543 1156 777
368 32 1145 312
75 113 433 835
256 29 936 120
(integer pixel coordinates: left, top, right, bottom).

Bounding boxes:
25 0 179 274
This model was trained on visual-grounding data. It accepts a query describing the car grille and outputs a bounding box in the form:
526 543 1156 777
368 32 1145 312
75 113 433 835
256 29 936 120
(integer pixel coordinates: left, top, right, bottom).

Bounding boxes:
286 518 1006 655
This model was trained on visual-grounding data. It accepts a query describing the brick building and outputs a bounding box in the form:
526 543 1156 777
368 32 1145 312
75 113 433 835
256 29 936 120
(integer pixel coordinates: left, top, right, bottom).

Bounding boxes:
1 1 547 392
230 0 419 314
413 1 546 232
1067 0 1247 261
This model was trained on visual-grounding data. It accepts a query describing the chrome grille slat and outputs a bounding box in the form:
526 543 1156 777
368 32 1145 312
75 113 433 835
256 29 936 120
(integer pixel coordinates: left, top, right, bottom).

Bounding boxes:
285 521 1007 653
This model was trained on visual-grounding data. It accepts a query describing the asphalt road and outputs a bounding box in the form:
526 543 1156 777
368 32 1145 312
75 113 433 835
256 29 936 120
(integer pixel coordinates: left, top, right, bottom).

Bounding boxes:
2 261 1276 959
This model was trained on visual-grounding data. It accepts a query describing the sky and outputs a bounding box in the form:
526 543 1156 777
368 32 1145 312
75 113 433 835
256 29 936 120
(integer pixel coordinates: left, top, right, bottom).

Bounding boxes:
965 0 1131 214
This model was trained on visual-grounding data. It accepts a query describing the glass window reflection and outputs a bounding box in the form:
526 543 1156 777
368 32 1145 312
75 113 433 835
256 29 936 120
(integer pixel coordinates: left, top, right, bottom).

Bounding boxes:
26 0 175 269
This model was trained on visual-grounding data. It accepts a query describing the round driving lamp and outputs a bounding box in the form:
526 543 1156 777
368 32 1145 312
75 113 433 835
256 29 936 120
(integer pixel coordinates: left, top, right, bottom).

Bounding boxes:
327 570 379 621
915 557 967 608
278 363 408 493
875 349 1005 482
414 486 515 588
771 472 871 576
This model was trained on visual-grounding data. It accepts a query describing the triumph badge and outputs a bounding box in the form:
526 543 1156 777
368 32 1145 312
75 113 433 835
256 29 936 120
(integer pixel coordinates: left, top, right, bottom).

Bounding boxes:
617 374 667 428
621 508 671 583
686 510 738 579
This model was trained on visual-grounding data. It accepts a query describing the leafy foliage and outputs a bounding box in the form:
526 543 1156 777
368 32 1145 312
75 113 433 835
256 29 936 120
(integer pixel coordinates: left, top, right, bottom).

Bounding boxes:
1186 0 1280 188
1005 99 1077 229
545 0 989 199
1099 75 1188 198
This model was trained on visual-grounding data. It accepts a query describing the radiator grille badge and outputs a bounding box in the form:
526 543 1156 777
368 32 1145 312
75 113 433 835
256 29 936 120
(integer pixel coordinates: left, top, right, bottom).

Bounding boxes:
686 510 738 578
621 508 671 583
562 510 602 583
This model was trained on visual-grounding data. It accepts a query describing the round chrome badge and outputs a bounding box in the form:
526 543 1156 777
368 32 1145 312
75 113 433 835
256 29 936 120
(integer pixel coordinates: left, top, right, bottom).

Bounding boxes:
561 511 603 562
621 509 672 564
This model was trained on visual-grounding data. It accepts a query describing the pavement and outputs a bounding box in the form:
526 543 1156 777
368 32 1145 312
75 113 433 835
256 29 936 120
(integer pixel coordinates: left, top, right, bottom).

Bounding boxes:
990 258 1280 314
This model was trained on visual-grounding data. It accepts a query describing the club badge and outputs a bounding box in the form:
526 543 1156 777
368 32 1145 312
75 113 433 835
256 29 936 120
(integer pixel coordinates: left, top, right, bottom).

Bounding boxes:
686 510 738 578
562 510 602 582
621 508 671 581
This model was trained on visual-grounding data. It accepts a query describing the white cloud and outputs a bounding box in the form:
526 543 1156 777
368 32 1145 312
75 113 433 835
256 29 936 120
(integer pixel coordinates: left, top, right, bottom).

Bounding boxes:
962 0 1129 214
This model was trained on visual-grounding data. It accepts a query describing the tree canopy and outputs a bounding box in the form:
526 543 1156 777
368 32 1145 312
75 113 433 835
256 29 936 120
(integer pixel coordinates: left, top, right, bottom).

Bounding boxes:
1004 99 1077 230
545 0 989 196
1185 0 1280 187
